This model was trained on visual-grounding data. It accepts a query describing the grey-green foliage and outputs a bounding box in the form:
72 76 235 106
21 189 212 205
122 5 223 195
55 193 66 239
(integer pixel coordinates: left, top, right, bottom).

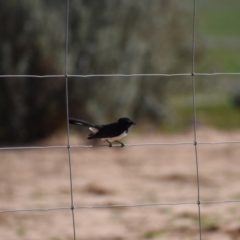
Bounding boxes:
0 0 66 75
0 0 66 145
0 0 202 144
68 0 199 122
69 0 192 74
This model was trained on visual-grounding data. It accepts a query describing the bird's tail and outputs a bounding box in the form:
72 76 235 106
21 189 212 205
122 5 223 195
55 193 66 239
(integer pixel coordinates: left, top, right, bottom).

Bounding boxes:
69 118 97 128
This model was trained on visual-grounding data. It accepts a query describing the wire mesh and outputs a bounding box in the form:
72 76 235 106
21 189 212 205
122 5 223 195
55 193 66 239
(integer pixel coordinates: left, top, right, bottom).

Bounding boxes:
1 0 240 240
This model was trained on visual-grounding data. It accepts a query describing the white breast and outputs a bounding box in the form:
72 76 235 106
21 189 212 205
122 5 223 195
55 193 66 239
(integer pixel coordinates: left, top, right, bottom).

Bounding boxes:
101 131 127 142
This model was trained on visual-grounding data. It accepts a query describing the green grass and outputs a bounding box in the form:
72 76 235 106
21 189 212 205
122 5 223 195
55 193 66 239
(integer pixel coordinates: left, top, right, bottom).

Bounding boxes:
201 215 219 231
31 191 45 200
17 227 27 236
161 98 240 132
196 103 240 130
194 0 240 10
159 0 240 132
200 48 240 72
196 1 240 72
233 193 240 200
202 10 240 37
143 229 165 239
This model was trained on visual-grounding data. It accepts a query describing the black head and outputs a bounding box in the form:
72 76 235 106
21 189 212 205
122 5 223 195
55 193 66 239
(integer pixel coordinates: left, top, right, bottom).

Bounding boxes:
118 117 136 128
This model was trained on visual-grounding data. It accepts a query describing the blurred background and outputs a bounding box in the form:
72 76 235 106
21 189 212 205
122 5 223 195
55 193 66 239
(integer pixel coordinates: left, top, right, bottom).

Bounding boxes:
1 0 240 146
1 1 240 240
1 0 240 147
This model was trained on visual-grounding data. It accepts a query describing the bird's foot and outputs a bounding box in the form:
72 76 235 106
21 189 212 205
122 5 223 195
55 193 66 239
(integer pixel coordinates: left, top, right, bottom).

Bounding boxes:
106 140 112 147
116 141 124 147
107 140 124 147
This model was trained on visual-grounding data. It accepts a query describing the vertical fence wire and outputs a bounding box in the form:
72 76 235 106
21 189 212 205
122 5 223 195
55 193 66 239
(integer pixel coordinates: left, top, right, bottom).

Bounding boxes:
191 0 202 239
64 0 76 239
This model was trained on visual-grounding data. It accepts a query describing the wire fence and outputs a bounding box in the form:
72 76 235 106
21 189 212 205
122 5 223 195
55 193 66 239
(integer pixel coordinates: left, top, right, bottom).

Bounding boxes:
1 0 240 239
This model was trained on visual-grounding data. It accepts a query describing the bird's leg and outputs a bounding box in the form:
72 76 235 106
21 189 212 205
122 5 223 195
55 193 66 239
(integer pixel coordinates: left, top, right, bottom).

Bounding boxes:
106 140 112 147
115 141 125 147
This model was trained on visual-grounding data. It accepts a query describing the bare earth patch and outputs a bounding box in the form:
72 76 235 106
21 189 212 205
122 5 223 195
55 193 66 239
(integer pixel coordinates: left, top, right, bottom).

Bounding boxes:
1 127 240 240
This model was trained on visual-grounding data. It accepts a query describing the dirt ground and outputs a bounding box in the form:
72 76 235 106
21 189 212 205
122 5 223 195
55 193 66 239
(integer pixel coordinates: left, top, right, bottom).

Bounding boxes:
1 127 240 240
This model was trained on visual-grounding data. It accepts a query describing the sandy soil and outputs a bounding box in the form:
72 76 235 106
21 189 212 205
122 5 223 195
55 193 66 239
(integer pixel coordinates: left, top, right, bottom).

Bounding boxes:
1 127 240 240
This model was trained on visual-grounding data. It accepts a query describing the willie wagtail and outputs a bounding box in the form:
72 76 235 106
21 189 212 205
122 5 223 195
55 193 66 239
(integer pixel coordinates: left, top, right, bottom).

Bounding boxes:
69 117 136 147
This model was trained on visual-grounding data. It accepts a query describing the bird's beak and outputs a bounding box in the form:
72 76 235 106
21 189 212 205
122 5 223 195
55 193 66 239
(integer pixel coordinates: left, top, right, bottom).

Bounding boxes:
132 122 136 125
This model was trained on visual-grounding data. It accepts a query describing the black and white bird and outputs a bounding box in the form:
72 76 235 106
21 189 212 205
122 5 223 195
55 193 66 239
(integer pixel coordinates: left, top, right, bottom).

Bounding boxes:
69 117 136 147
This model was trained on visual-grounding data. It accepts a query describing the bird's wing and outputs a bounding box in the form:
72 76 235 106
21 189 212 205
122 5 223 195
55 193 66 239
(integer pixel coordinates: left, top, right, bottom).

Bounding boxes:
88 123 124 139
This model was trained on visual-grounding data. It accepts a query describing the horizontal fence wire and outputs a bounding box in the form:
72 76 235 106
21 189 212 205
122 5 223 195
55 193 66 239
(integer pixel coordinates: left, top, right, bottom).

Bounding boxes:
1 72 240 78
1 140 240 151
1 200 240 214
